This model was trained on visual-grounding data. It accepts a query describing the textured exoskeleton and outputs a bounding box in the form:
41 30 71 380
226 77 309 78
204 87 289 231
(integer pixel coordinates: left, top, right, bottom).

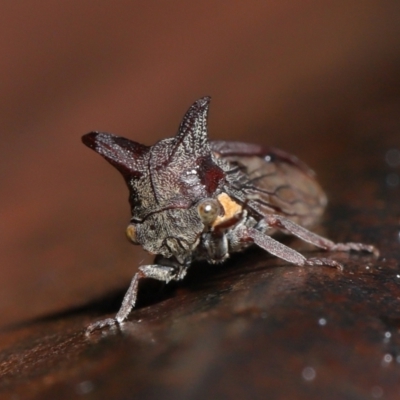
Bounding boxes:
82 97 378 333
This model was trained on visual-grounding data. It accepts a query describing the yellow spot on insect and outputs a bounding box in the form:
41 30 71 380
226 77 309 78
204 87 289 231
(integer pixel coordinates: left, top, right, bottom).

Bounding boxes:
212 193 242 227
126 224 139 244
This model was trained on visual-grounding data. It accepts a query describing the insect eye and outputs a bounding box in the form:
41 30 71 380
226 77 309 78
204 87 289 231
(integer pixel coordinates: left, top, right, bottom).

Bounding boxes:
126 224 140 245
197 198 223 226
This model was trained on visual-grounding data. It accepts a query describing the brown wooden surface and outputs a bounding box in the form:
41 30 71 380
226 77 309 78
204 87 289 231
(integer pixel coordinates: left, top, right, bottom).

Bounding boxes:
0 2 400 399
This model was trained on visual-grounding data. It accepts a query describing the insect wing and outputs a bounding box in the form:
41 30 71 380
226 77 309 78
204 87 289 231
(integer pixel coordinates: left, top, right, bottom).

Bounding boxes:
210 140 314 176
211 141 327 227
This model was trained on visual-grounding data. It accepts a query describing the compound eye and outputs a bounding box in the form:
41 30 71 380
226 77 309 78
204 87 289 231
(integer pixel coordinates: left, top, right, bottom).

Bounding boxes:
197 198 223 226
126 224 140 245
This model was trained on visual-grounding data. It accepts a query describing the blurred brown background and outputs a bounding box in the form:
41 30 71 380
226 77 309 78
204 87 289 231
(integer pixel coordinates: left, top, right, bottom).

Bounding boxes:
0 1 399 328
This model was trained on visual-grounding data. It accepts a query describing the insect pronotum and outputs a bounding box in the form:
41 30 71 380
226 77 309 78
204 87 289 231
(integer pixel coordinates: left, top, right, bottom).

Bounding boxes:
82 97 378 333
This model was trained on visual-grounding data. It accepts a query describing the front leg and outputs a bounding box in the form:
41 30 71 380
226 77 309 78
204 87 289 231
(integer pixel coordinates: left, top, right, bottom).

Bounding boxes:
86 264 182 334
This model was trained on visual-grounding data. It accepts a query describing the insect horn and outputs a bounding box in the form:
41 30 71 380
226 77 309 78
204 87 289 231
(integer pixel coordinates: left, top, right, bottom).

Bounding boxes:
82 131 149 179
167 96 225 195
170 96 212 158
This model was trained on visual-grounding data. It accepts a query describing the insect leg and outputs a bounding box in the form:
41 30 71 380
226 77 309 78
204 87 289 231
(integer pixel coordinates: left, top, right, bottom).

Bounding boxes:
263 214 379 256
115 265 179 322
86 265 178 334
239 227 342 269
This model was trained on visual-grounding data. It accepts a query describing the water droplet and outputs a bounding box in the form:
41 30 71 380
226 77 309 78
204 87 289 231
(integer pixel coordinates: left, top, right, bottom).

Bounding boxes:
76 380 94 395
302 367 316 381
385 148 400 167
318 318 327 326
386 173 399 187
383 331 391 343
396 275 400 279
371 386 383 398
382 353 393 364
264 155 272 162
